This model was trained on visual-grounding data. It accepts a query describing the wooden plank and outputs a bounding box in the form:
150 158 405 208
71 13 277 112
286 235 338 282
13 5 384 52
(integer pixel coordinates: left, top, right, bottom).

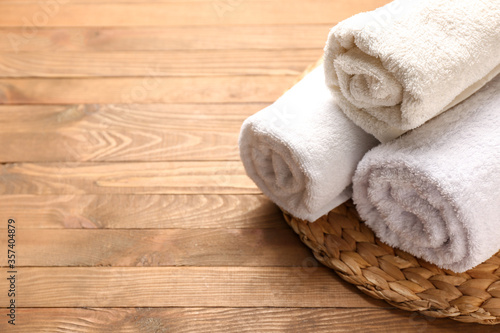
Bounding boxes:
0 307 494 333
0 1 390 27
0 75 295 104
0 194 284 229
0 103 267 162
0 49 323 77
0 267 384 307
0 228 312 267
0 26 331 52
0 161 258 194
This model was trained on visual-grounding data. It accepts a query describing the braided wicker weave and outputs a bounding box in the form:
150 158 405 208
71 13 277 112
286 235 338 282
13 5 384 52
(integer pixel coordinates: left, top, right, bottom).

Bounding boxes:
282 61 500 325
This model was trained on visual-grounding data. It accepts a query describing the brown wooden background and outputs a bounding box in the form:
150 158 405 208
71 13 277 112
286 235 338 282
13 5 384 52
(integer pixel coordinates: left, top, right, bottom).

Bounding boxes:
0 0 496 331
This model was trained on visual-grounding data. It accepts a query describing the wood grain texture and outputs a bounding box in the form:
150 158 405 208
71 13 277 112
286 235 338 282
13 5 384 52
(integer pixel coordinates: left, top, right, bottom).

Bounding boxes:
0 161 257 194
0 194 284 229
0 307 495 333
0 1 389 27
0 49 323 77
1 0 480 330
0 228 313 267
0 75 296 104
0 267 385 307
0 26 331 52
0 103 265 162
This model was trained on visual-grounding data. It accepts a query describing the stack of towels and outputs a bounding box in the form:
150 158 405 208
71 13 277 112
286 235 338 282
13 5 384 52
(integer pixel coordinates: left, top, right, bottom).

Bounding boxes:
239 0 500 273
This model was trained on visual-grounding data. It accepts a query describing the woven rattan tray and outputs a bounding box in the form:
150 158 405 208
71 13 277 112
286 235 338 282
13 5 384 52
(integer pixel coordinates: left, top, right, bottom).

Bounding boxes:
282 61 500 325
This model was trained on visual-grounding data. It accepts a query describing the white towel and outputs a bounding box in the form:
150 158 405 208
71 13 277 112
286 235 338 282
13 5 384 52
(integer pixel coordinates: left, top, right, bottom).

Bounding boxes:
324 0 500 142
239 65 378 221
353 74 500 273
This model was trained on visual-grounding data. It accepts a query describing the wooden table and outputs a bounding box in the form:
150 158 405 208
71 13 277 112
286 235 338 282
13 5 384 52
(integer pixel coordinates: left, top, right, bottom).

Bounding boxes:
0 0 495 331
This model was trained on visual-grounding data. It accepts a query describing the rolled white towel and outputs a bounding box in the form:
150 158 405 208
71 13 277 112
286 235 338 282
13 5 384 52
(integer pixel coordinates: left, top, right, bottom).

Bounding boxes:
353 74 500 273
239 65 378 221
324 0 500 142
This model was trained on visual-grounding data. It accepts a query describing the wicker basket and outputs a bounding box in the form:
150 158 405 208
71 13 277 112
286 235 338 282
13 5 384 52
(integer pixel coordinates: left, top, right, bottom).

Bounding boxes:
282 60 500 325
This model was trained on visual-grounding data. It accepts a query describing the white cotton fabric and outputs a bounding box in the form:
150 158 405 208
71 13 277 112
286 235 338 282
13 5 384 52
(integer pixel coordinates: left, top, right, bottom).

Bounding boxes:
239 65 378 221
353 75 500 273
324 0 500 142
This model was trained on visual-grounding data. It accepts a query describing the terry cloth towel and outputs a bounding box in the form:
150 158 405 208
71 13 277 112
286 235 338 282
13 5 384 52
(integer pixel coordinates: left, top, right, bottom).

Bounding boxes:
239 65 378 222
353 74 500 273
324 0 500 142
